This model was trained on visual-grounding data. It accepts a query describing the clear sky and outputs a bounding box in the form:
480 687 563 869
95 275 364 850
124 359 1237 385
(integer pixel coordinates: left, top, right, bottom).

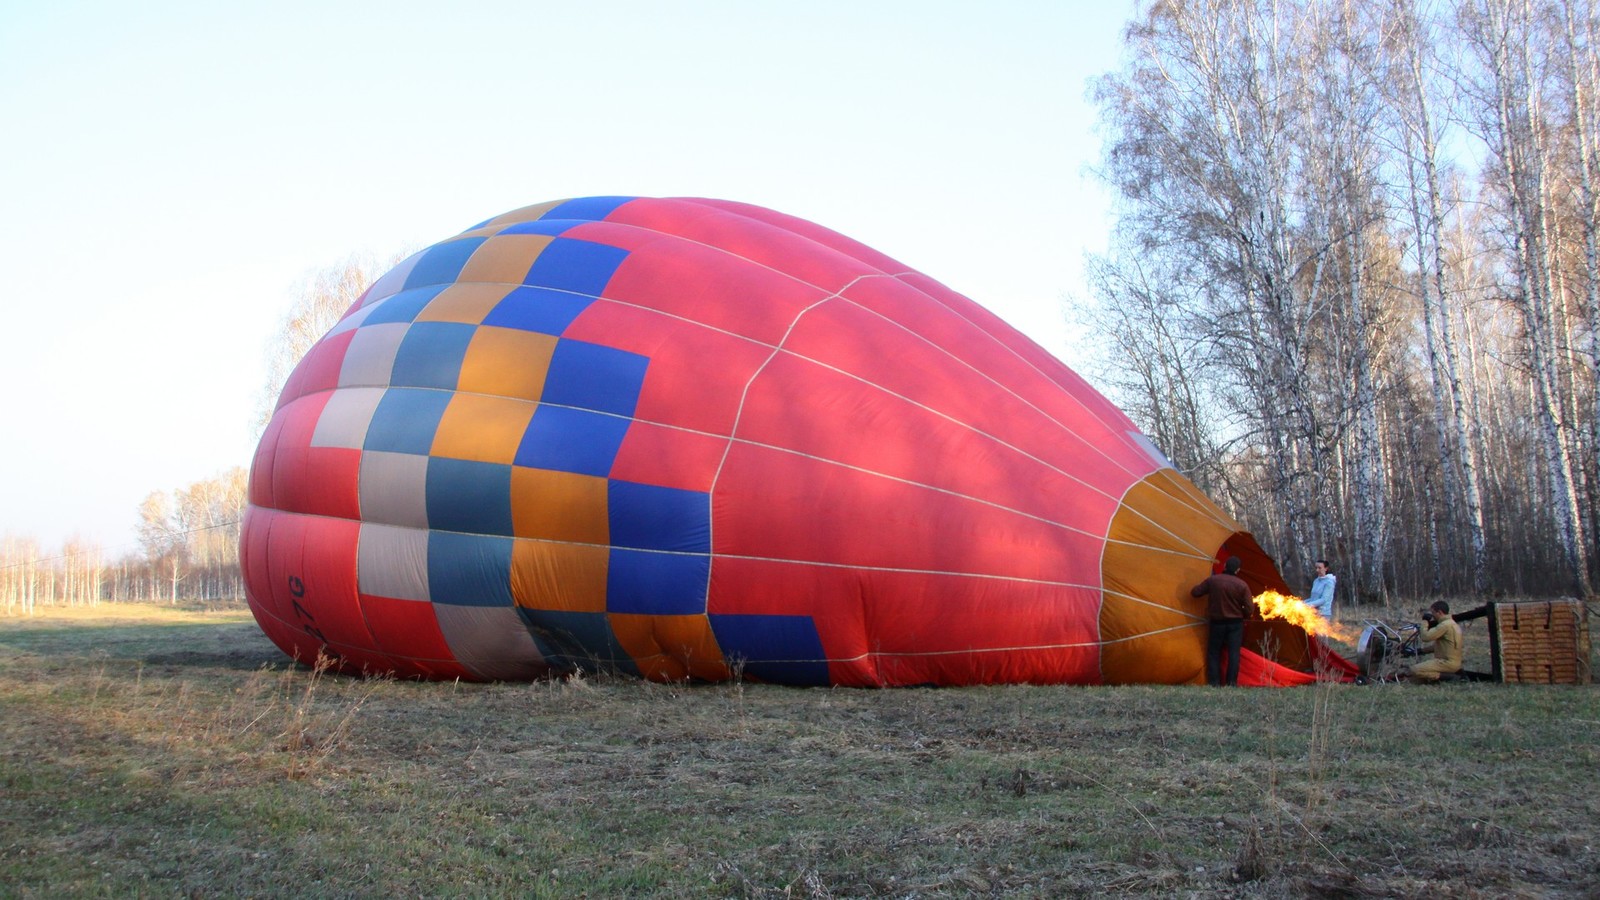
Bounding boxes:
0 0 1135 555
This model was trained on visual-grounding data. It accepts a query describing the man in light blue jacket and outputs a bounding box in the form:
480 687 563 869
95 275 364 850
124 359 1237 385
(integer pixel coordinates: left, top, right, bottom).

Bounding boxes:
1307 560 1336 619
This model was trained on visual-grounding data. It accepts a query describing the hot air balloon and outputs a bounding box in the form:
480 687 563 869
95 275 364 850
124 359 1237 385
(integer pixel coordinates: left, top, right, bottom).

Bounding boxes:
243 196 1352 686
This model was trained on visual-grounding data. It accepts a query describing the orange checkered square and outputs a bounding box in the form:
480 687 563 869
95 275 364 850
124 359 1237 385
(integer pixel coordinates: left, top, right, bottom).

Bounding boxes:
430 393 535 465
458 326 558 402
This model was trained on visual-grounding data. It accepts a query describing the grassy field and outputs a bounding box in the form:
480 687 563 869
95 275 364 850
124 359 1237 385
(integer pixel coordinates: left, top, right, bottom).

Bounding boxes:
1 603 1596 898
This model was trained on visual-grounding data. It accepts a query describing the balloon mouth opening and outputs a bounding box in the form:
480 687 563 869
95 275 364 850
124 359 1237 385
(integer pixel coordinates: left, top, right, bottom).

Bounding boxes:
1214 532 1292 596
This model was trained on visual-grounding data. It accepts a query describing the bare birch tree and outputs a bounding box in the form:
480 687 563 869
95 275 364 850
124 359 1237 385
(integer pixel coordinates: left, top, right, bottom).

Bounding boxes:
1556 0 1600 559
1461 0 1594 595
1381 0 1492 591
137 492 185 604
1090 0 1596 598
175 468 248 600
1093 0 1397 595
256 253 403 434
1079 253 1225 490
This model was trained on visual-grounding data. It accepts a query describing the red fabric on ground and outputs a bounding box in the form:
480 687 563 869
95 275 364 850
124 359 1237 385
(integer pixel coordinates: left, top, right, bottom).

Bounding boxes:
1239 637 1359 686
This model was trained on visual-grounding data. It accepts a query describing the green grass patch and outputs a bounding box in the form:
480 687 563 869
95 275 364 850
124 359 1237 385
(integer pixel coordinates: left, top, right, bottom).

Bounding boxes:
1 603 1596 897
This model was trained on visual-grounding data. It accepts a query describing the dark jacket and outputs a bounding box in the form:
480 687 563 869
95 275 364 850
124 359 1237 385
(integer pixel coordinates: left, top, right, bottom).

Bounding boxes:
1191 573 1255 620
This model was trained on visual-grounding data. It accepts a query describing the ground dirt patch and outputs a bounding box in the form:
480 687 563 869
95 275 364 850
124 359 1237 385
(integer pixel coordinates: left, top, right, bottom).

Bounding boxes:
1 602 1596 897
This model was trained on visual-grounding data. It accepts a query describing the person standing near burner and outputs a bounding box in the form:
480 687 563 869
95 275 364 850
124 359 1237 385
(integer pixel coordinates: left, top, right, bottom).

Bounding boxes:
1307 559 1336 620
1191 556 1256 686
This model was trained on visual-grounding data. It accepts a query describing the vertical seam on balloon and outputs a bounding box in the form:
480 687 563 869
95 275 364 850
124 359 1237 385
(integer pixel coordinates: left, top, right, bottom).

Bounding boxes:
704 275 881 624
600 271 1147 506
1096 475 1126 684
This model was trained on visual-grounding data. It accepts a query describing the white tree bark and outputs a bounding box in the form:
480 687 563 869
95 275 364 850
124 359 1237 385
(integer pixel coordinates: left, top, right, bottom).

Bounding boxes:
1467 0 1594 594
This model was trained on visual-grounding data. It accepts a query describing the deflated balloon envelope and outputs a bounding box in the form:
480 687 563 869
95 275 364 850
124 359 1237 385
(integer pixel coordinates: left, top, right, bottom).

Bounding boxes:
243 196 1323 686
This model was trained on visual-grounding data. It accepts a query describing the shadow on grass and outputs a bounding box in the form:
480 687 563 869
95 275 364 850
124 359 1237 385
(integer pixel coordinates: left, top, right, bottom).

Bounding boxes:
141 645 289 671
0 620 285 672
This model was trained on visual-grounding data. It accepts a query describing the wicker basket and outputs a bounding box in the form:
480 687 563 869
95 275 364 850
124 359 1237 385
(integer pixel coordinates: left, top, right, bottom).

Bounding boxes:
1491 600 1592 685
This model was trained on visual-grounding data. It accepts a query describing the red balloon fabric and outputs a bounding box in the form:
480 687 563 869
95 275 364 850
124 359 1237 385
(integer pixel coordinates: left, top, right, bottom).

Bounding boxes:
244 196 1341 686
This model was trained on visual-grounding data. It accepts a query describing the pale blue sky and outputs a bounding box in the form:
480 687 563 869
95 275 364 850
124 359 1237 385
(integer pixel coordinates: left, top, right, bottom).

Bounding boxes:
0 0 1136 552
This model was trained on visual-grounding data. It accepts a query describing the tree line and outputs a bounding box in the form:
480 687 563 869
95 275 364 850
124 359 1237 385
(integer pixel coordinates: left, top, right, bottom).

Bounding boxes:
1 469 247 614
1086 0 1598 600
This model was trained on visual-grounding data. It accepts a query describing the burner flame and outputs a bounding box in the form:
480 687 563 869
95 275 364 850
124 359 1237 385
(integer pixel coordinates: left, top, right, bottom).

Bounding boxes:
1253 590 1358 642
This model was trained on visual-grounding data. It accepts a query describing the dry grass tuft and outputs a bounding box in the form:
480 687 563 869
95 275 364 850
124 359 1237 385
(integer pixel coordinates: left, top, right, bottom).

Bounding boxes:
1232 817 1269 882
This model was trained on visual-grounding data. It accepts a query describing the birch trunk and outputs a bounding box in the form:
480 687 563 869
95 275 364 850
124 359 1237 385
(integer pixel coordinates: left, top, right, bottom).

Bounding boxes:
1390 0 1490 589
1560 0 1600 575
1469 0 1594 595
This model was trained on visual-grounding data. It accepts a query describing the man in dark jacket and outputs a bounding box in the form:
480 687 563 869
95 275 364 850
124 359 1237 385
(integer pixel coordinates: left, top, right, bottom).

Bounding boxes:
1191 556 1256 686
